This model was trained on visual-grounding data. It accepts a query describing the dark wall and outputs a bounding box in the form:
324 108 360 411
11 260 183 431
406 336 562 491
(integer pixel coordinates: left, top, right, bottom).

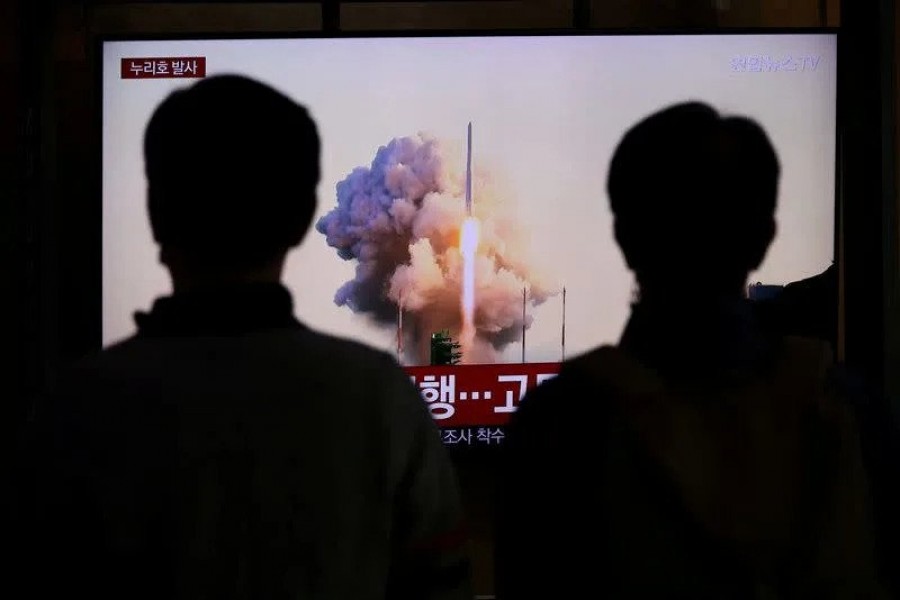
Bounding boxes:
1 1 24 438
885 0 900 409
839 0 897 404
8 3 101 431
3 0 45 443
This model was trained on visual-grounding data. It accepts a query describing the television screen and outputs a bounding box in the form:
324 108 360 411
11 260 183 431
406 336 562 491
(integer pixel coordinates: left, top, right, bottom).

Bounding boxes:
102 33 837 446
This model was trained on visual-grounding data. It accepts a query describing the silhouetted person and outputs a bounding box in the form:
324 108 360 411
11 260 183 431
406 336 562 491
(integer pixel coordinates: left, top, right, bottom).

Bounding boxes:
22 75 471 600
751 262 900 597
495 103 888 599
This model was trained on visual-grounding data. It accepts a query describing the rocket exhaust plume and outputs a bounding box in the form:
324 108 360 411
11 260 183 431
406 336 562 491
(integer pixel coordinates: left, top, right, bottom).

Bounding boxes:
459 217 479 356
316 130 559 364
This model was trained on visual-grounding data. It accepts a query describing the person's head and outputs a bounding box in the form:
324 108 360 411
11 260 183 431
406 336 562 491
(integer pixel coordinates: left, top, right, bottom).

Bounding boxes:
608 102 779 300
144 74 320 291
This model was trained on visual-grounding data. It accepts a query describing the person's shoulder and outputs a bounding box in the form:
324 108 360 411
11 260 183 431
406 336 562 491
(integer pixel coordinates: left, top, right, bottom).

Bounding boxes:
69 331 186 372
35 337 153 432
284 325 405 379
292 326 394 360
102 325 399 376
520 345 638 407
514 367 581 420
55 335 145 387
56 334 187 397
509 346 621 436
55 329 407 412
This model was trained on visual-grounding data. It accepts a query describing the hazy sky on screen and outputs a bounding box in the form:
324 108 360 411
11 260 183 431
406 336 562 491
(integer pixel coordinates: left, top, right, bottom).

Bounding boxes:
102 34 837 363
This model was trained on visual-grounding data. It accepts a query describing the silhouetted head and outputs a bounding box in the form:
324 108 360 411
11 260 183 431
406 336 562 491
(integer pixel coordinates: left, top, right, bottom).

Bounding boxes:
608 102 779 300
144 74 320 290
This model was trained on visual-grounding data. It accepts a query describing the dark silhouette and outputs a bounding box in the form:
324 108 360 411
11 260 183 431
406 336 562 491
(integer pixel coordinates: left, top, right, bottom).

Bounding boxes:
21 75 472 600
752 263 838 353
751 262 900 597
495 103 888 598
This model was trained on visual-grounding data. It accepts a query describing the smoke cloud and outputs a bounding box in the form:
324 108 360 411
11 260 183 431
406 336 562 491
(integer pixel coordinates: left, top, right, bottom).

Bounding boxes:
316 133 559 364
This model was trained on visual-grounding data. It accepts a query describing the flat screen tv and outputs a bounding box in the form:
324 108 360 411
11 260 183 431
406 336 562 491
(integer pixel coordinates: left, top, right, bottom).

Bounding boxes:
101 32 838 447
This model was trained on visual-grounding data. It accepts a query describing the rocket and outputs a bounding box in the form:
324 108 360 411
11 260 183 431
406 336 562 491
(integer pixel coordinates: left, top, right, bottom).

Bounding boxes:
465 122 473 216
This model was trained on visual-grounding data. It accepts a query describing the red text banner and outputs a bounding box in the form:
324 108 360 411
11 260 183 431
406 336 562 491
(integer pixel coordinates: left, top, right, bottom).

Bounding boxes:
121 57 207 79
404 362 561 429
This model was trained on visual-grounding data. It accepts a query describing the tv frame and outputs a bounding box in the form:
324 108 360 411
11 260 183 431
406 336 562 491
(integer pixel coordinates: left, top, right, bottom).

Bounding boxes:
91 28 843 446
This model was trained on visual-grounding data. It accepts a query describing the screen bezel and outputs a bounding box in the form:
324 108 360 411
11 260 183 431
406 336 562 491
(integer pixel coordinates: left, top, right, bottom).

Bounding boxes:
93 29 843 435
